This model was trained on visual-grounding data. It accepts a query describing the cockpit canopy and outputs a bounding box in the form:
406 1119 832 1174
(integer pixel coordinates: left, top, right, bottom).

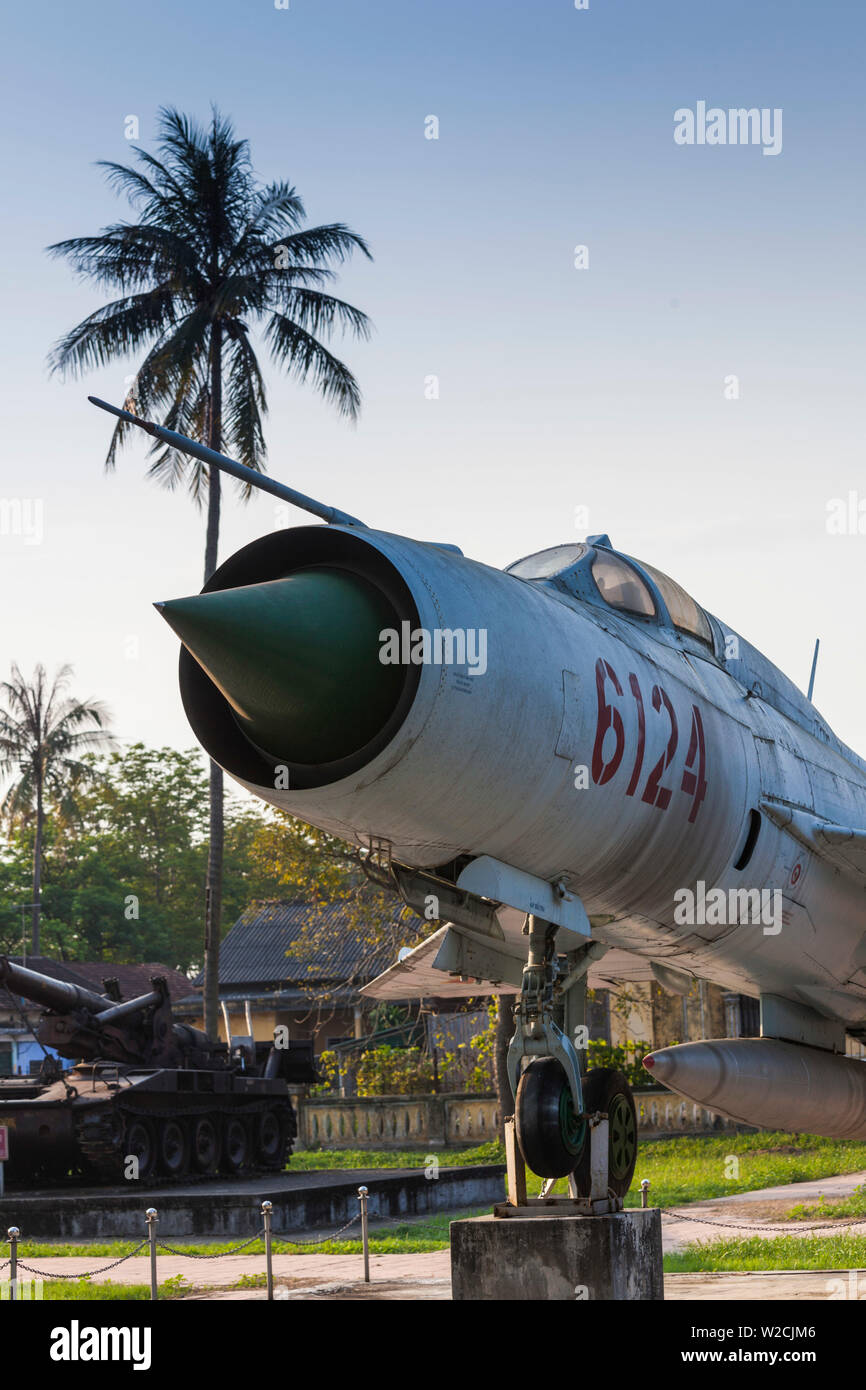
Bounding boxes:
505 537 858 771
505 541 713 646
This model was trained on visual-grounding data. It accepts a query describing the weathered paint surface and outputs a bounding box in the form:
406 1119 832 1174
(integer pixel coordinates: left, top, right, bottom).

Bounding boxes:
171 525 866 1035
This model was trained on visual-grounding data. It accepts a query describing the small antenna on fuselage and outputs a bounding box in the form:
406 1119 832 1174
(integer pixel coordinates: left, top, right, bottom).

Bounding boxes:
807 638 820 702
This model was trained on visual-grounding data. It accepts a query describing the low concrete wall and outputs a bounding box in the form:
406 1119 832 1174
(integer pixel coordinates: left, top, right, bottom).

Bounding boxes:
300 1089 737 1149
300 1093 501 1150
0 1164 507 1239
634 1090 739 1137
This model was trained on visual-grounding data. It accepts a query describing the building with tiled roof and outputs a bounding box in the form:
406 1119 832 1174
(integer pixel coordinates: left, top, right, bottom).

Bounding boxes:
174 901 408 1054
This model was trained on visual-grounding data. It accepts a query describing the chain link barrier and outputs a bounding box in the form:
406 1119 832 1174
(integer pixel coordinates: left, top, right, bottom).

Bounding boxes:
276 1212 362 1246
156 1229 266 1258
15 1239 149 1280
1 1193 376 1294
660 1207 866 1234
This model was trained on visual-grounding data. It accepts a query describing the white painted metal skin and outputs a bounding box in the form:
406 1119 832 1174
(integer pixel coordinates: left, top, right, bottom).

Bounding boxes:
645 1038 866 1138
197 525 866 1037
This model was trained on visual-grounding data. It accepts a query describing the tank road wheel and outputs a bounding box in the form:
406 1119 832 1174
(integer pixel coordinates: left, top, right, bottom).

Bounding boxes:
192 1116 220 1175
222 1117 251 1174
255 1109 288 1170
158 1119 190 1179
573 1068 638 1200
124 1117 157 1182
515 1057 588 1179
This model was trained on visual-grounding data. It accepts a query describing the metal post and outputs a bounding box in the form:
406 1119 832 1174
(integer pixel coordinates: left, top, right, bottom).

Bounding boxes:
145 1208 158 1301
262 1201 274 1301
7 1226 18 1302
358 1186 370 1283
640 1178 650 1209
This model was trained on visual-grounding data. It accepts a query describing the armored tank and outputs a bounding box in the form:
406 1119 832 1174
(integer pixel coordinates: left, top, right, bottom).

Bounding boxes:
0 956 316 1184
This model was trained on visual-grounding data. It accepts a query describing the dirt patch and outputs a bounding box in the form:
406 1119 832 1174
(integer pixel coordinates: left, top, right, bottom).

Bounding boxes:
741 1145 810 1157
689 1196 866 1226
715 1198 813 1222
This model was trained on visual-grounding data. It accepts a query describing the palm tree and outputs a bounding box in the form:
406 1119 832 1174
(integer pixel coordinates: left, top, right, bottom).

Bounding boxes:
47 107 372 1037
0 663 114 954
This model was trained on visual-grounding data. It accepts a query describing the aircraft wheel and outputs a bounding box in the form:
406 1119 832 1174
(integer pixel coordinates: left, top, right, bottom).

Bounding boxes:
572 1068 638 1199
515 1057 588 1178
191 1115 220 1175
158 1118 190 1179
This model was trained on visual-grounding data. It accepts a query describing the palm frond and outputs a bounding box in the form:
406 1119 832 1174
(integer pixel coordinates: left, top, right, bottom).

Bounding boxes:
47 287 179 379
266 312 362 420
223 325 268 478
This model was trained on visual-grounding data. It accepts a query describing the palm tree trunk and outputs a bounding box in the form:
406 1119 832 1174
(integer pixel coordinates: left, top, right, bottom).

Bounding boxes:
203 321 224 1041
31 774 43 956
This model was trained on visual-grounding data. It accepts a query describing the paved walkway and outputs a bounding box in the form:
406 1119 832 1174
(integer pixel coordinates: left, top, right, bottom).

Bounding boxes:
14 1249 451 1292
16 1171 866 1300
660 1169 866 1252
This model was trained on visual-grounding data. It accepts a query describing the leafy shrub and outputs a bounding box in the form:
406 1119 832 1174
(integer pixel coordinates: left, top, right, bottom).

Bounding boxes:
587 1039 651 1089
355 1045 436 1096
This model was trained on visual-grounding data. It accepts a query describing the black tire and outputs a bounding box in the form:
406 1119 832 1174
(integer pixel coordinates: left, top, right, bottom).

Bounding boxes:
255 1109 287 1169
191 1115 220 1175
573 1068 638 1199
158 1118 190 1179
222 1116 251 1174
124 1117 157 1182
515 1057 589 1178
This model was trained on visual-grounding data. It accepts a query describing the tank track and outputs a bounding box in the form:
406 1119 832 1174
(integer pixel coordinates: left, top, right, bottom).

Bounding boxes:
73 1098 296 1185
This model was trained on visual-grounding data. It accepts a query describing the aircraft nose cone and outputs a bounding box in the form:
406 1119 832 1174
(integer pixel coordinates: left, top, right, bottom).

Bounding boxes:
156 567 405 765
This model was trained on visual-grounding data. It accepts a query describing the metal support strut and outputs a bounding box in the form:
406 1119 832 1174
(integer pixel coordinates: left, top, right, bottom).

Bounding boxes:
506 914 584 1114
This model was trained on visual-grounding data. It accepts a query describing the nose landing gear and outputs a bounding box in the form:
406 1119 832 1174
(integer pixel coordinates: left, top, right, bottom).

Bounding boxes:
507 913 638 1204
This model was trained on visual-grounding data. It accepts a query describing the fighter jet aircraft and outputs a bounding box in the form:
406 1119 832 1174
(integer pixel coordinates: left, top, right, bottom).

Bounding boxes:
91 395 866 1191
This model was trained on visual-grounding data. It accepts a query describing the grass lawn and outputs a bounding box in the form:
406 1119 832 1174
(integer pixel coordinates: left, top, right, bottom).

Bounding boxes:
294 1130 866 1211
665 1234 866 1273
10 1132 866 1266
289 1142 503 1171
620 1131 866 1209
787 1184 866 1221
8 1277 188 1300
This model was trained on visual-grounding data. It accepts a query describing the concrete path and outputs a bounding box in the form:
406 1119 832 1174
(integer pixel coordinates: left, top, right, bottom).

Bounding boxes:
17 1249 866 1300
660 1169 866 1252
14 1249 451 1292
16 1171 866 1299
194 1270 865 1300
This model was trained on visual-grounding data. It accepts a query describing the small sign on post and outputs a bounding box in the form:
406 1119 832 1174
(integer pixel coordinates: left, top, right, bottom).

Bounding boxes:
0 1125 8 1197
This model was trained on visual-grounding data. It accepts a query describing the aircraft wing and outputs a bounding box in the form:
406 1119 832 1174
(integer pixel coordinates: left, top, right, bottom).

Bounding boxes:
761 801 866 883
360 924 523 1000
360 922 656 1001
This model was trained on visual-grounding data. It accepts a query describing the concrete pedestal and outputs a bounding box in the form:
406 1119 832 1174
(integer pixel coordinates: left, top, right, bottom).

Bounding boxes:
450 1207 663 1301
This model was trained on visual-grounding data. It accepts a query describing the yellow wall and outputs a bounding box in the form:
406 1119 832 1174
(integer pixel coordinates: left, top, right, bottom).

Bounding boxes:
187 1006 357 1050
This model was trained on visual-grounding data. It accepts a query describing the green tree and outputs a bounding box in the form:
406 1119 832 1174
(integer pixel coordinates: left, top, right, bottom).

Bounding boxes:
48 107 372 1034
0 663 114 953
247 812 426 972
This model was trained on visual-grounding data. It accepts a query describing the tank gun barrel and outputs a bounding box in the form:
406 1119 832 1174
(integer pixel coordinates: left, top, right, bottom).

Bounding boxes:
0 956 112 1017
93 990 161 1026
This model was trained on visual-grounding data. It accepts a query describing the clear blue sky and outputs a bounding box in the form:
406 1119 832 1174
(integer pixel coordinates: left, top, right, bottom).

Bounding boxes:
2 0 865 757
